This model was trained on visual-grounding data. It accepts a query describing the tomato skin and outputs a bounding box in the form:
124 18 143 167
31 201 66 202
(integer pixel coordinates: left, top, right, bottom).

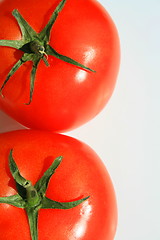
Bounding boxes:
0 130 117 240
0 0 120 132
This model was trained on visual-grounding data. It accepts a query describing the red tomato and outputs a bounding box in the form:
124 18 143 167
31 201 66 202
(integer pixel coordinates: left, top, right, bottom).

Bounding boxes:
0 130 117 240
0 0 120 132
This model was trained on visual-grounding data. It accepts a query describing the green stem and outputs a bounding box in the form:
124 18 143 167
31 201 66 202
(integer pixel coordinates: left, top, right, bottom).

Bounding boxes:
0 0 95 104
26 185 41 208
0 149 89 240
26 207 39 240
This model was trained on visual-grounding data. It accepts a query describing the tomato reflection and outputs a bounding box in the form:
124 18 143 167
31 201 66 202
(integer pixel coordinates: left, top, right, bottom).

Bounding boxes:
71 200 92 239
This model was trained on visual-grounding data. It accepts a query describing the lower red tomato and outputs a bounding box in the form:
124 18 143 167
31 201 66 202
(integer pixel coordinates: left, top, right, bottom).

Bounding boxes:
0 130 117 240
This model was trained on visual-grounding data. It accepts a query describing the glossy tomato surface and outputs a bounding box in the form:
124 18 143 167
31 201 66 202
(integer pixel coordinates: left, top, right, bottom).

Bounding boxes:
0 0 120 132
0 130 117 240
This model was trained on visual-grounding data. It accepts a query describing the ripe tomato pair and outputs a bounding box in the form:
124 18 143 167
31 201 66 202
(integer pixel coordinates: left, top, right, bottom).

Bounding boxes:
0 0 119 239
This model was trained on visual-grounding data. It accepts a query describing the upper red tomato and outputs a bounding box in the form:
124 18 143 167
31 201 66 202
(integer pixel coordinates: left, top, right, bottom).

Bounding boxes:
0 0 120 132
0 130 117 240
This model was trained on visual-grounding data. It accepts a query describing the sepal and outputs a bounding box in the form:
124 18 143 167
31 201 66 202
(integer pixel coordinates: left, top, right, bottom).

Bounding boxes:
41 196 90 209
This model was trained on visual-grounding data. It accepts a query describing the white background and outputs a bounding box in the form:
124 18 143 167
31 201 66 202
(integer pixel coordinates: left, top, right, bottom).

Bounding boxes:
0 0 160 239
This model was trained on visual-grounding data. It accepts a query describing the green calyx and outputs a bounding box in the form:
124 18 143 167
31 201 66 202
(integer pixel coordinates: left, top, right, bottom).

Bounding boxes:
0 150 89 240
0 0 95 104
